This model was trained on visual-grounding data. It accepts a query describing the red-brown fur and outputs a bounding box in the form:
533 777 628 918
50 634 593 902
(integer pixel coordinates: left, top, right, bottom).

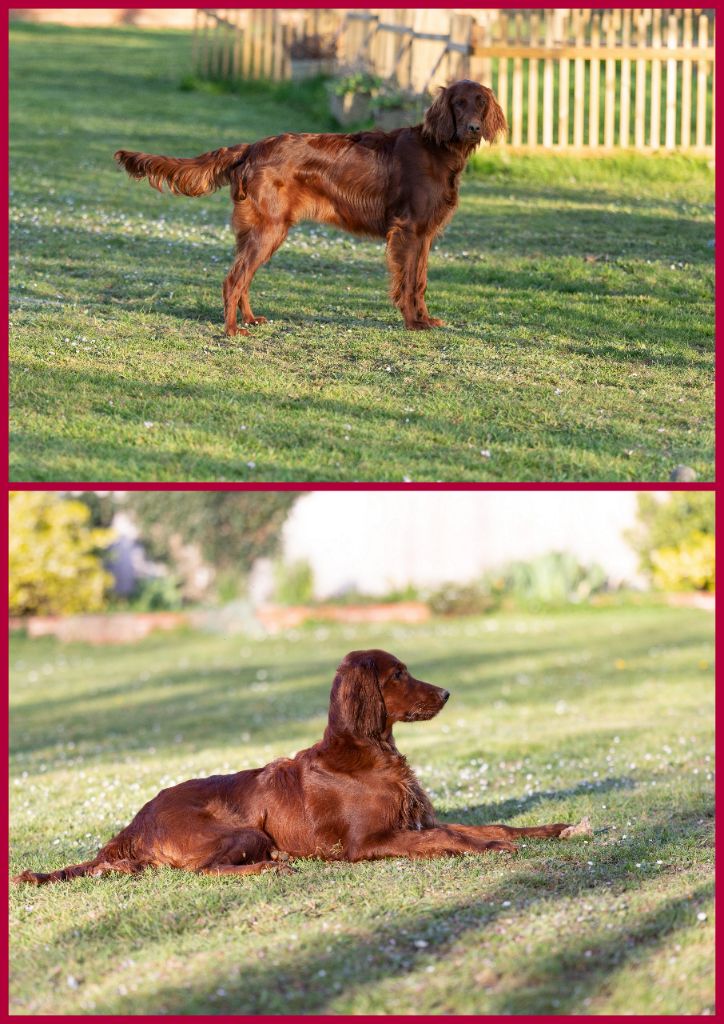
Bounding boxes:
13 650 569 885
114 80 507 335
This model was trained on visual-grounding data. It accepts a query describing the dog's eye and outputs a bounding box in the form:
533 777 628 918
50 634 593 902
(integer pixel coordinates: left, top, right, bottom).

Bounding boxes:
394 669 403 679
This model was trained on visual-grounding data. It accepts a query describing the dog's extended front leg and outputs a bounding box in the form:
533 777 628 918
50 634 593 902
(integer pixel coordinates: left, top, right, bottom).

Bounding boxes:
349 825 518 860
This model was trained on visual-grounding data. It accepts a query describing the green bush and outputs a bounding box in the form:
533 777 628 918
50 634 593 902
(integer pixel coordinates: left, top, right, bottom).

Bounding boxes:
428 551 608 616
9 492 114 616
273 559 315 606
650 532 715 593
629 493 715 592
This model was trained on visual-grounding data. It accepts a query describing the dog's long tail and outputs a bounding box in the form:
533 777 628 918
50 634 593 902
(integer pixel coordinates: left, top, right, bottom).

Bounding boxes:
12 833 145 885
114 143 249 197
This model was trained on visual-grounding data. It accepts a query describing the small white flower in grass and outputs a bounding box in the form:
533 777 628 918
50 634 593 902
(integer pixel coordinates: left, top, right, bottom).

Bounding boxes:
67 976 80 989
584 950 592 958
247 461 256 469
216 988 227 997
502 900 511 907
554 388 562 395
426 965 435 973
402 476 412 482
480 449 491 458
697 912 707 922
414 939 428 948
317 969 327 977
385 365 392 372
143 421 154 429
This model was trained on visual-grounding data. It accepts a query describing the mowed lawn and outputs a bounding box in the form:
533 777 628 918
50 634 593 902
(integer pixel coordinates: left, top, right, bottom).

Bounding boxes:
9 24 714 482
9 604 714 1014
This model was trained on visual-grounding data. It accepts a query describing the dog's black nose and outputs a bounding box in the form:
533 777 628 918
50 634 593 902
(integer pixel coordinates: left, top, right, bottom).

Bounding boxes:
441 690 450 703
467 123 482 135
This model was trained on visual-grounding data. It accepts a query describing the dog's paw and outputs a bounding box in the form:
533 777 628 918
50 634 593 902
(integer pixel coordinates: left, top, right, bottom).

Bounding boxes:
560 817 593 839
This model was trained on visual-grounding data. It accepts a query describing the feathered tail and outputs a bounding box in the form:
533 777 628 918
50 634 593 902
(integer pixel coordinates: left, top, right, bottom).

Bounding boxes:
114 143 249 196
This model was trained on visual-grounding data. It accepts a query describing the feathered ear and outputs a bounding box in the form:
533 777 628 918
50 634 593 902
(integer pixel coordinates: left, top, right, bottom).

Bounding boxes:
482 87 508 143
327 653 386 739
423 87 455 146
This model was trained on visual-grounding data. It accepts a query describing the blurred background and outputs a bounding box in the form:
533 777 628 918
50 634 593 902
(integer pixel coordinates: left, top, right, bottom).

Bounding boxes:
8 489 714 642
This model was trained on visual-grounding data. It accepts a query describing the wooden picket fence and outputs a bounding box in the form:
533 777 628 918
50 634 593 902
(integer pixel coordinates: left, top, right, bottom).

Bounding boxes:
193 8 715 154
193 8 341 84
474 8 715 152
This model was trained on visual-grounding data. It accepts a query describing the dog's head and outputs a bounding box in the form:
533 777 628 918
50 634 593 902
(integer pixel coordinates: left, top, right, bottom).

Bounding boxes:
423 80 507 148
327 649 449 739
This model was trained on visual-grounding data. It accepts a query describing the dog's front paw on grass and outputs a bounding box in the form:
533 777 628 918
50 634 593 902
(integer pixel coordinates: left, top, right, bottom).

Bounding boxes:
560 817 593 839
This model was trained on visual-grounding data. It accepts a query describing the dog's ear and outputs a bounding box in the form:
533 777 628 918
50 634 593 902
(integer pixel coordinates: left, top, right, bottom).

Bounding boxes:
423 86 455 146
482 87 508 143
328 653 386 739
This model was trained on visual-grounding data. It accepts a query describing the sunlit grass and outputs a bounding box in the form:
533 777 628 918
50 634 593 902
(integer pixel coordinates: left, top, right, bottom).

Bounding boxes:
9 23 714 481
9 603 714 1014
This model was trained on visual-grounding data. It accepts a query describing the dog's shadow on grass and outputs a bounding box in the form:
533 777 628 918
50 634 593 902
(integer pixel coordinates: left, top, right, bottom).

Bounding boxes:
441 774 637 829
48 805 712 1015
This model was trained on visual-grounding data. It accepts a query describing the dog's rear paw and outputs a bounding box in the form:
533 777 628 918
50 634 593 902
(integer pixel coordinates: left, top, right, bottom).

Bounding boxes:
12 870 48 885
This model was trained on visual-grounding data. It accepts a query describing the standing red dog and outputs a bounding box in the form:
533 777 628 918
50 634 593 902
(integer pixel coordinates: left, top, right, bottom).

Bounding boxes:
115 80 507 334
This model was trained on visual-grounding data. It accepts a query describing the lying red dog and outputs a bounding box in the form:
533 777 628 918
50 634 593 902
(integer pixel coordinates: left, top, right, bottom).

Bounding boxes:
14 649 573 884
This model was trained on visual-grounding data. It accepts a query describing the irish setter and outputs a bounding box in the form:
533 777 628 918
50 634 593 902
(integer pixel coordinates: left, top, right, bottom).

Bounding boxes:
114 80 507 334
13 650 572 885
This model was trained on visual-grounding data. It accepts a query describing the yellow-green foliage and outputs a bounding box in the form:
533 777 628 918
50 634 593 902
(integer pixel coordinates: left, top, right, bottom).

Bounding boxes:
651 532 715 593
9 493 115 616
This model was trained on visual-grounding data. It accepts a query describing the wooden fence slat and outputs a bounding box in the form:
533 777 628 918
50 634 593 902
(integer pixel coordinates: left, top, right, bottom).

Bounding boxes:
604 11 616 147
528 12 539 146
496 13 508 145
557 9 569 150
696 15 709 149
512 12 523 146
665 13 678 149
635 10 647 147
620 9 631 148
573 10 585 148
542 11 554 146
681 9 692 150
589 13 600 147
650 9 662 149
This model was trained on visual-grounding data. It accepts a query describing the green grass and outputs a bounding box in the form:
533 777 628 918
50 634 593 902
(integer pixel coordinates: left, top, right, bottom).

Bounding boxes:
9 604 714 1014
10 24 714 481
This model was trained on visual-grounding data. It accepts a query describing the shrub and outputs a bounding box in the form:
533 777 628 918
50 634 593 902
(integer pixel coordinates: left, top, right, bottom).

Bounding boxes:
9 492 114 616
427 551 608 616
274 559 315 605
629 493 715 591
650 532 715 593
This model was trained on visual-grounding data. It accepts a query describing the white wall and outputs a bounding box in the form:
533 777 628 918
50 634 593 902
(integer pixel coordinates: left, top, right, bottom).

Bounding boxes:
282 491 645 599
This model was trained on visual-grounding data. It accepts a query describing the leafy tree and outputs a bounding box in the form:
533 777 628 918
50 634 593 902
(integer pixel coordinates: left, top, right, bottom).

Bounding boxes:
9 492 114 616
125 491 304 577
